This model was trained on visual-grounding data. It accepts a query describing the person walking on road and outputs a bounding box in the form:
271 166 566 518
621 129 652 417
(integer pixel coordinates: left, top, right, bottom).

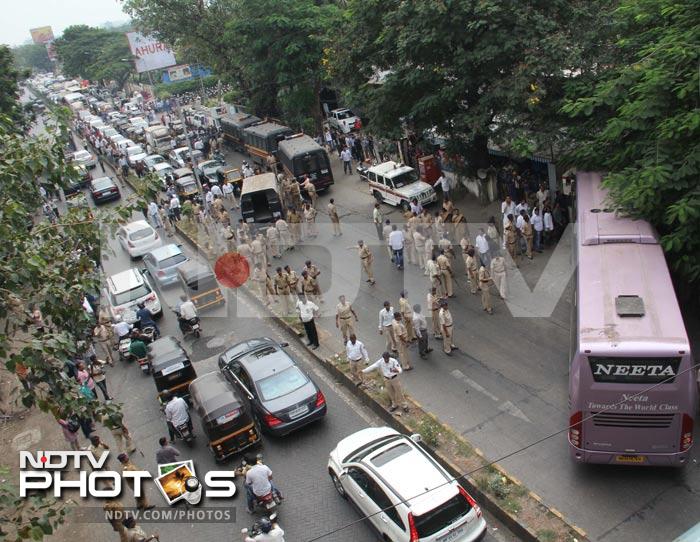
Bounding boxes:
303 202 318 239
296 294 320 349
328 198 342 236
427 288 443 339
490 252 507 300
273 267 292 316
362 353 409 413
155 437 180 464
378 301 397 352
373 203 384 241
465 248 479 295
335 295 358 343
391 312 413 370
341 146 353 174
346 333 369 386
436 250 454 297
412 305 431 358
383 219 394 260
479 265 494 314
398 291 415 342
148 200 162 229
522 214 534 260
351 240 376 285
388 225 405 269
438 300 458 355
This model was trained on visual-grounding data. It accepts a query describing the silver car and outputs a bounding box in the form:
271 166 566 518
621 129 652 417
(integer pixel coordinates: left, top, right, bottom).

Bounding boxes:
142 244 189 287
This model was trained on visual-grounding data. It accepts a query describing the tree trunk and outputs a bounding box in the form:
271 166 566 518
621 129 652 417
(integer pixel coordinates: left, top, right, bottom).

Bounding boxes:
465 133 490 175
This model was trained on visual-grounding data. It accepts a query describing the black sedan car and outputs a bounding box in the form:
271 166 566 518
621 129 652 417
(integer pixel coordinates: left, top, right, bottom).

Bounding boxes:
89 176 121 205
218 338 327 435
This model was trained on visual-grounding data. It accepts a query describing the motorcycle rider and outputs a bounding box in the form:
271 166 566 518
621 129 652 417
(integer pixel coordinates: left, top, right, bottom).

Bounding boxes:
244 455 283 514
242 517 285 541
162 390 193 442
128 333 148 361
176 295 198 334
135 303 160 338
112 315 132 347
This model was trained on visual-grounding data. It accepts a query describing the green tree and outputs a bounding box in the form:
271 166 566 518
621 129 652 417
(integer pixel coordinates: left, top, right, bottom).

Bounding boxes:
562 0 700 284
330 0 613 172
0 46 23 125
11 43 52 73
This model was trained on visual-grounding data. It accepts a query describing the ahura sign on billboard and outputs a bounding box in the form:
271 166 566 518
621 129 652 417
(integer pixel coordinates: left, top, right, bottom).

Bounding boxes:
125 32 176 74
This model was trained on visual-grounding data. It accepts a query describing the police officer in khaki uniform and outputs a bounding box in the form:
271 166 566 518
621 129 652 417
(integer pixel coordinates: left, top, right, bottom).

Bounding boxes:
349 240 375 284
273 267 292 315
328 199 342 236
391 312 413 370
252 264 268 303
465 248 479 295
436 250 454 297
304 260 323 303
427 287 442 338
335 295 358 343
287 207 301 244
284 265 300 295
479 265 494 314
505 216 518 265
398 291 415 342
275 217 291 252
302 176 318 208
438 300 458 355
413 227 426 269
425 256 443 297
301 270 318 304
289 180 303 211
251 234 267 269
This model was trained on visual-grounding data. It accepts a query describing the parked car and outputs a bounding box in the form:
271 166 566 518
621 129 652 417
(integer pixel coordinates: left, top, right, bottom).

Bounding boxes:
104 268 162 324
358 161 436 211
328 108 360 134
144 154 167 171
195 159 226 184
169 147 204 169
218 338 327 435
153 163 175 188
72 149 97 169
142 243 189 287
89 176 121 204
126 145 148 166
328 427 487 542
117 220 161 259
64 164 92 195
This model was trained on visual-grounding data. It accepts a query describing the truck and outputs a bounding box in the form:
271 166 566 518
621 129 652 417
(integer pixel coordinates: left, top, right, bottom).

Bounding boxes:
240 173 285 225
145 125 172 155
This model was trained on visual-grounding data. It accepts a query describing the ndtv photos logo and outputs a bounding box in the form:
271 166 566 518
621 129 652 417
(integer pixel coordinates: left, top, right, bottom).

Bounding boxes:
20 451 236 505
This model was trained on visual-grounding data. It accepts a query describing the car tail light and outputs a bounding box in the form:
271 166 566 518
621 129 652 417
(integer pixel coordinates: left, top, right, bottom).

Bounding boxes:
680 414 693 452
458 485 482 518
569 411 583 448
263 413 282 427
315 390 326 408
407 513 419 542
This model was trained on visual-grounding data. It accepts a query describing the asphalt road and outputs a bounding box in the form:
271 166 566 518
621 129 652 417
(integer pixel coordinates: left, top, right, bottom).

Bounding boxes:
40 112 514 542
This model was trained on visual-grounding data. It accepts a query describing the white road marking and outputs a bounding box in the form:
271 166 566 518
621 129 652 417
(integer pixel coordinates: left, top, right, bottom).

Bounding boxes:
497 400 532 423
451 369 532 423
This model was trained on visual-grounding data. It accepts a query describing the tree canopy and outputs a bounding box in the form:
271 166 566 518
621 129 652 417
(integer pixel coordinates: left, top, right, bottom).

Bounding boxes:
11 43 52 73
0 46 23 126
53 25 133 88
563 0 700 284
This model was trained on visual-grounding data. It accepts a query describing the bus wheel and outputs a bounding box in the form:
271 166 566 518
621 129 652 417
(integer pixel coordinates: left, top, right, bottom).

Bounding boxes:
373 191 384 204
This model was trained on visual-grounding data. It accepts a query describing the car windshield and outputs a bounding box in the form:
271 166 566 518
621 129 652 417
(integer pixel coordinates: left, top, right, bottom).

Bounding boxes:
336 110 353 120
256 366 309 401
110 282 151 307
413 493 471 538
148 156 165 165
127 147 143 156
158 253 187 269
92 178 114 190
391 171 419 188
129 227 154 241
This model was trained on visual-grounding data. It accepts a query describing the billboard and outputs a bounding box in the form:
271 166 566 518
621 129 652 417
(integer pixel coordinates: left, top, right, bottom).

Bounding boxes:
125 32 176 73
30 26 54 45
167 64 192 82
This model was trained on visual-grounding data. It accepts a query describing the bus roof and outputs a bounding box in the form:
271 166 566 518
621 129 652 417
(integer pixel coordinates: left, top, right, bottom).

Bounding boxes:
577 171 658 245
245 121 292 138
240 173 278 196
576 173 688 350
278 134 324 157
221 112 261 129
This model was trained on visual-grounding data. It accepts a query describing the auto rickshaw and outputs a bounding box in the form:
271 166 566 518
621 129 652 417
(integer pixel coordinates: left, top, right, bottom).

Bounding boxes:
149 336 198 404
175 175 199 200
189 371 261 462
219 167 243 195
176 261 225 311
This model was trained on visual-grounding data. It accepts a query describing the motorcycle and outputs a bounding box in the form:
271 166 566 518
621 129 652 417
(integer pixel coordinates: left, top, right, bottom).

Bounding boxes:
174 420 195 447
235 456 282 514
118 326 156 367
174 309 201 339
241 513 284 541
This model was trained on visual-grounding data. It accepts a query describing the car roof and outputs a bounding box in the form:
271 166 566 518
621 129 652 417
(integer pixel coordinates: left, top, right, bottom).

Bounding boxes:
123 220 153 233
145 154 163 161
240 173 278 196
335 426 400 463
74 149 90 156
154 163 173 171
331 108 352 114
107 268 144 293
236 343 295 381
148 243 183 261
369 161 414 178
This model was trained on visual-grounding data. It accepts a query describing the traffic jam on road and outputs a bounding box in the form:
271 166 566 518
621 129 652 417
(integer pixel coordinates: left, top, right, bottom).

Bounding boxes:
22 64 700 542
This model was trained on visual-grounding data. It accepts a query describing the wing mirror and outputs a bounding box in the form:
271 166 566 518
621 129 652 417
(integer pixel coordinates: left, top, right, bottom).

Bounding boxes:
409 433 423 444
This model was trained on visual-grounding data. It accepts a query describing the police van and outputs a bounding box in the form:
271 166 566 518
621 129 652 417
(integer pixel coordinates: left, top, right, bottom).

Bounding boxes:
358 161 437 211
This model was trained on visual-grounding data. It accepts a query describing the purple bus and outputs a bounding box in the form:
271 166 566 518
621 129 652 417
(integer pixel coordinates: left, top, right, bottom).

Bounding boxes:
568 172 696 466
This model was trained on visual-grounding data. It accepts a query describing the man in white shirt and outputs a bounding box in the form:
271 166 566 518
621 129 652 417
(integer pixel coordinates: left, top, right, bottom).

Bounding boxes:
475 228 491 268
204 189 215 214
531 207 544 253
378 301 397 352
346 334 369 385
543 207 554 246
340 147 353 175
412 305 431 358
147 200 162 229
372 204 383 241
501 196 516 228
388 225 405 269
362 352 408 412
437 174 450 201
514 198 529 217
244 461 282 514
296 295 320 349
242 163 254 178
164 392 192 442
177 294 197 320
210 183 223 197
169 195 181 221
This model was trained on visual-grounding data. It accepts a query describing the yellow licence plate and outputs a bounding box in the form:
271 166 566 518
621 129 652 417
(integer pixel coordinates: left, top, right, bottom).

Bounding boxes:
616 455 646 463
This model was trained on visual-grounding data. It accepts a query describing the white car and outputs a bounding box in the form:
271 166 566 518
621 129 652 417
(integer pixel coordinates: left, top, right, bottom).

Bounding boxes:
153 163 175 187
104 268 162 324
144 154 167 171
72 149 97 169
328 427 487 542
126 145 147 166
328 108 360 134
359 161 437 210
116 139 136 153
117 220 161 259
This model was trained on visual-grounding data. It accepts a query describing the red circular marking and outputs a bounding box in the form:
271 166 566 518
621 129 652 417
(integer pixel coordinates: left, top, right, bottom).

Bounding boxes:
40 456 47 463
215 252 250 288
